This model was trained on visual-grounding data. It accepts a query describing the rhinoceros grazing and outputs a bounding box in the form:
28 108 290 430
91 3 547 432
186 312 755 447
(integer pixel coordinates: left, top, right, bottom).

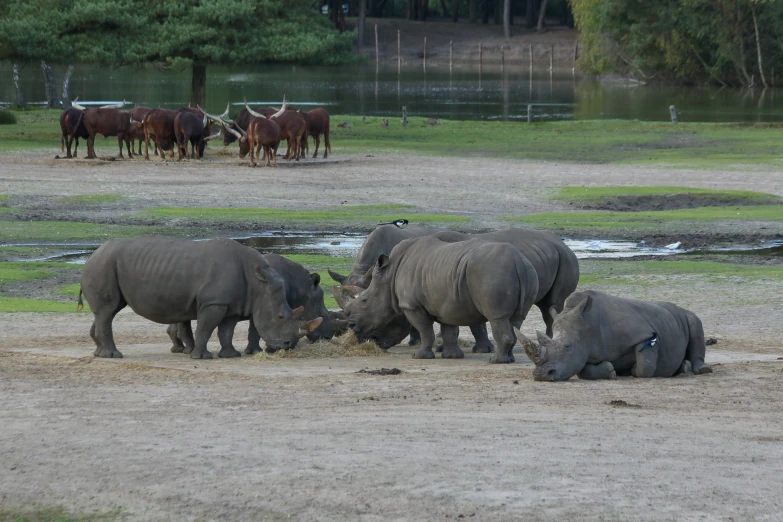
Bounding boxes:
342 237 539 363
166 253 348 354
514 290 713 381
79 236 323 359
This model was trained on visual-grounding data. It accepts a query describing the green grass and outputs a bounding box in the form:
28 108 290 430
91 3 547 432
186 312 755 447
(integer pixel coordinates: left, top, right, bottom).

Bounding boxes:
54 194 124 205
285 254 354 309
139 205 469 224
0 262 76 284
0 296 85 313
0 221 171 243
0 506 119 522
0 110 17 125
507 205 783 231
4 108 783 165
579 259 783 286
553 186 781 204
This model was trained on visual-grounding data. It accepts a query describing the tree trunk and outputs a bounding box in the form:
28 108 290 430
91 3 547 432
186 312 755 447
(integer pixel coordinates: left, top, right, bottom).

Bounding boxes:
358 0 366 48
62 65 74 109
440 0 450 18
452 0 459 21
41 61 58 108
12 63 25 108
525 0 534 27
494 0 502 24
751 2 768 88
419 0 428 20
469 0 477 22
537 0 548 32
190 63 206 108
482 0 490 23
503 0 511 38
369 0 378 17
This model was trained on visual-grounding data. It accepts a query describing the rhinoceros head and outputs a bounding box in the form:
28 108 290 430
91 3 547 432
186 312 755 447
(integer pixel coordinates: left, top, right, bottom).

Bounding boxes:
303 273 350 342
333 254 398 340
251 259 323 352
514 296 594 381
328 266 373 289
355 313 413 349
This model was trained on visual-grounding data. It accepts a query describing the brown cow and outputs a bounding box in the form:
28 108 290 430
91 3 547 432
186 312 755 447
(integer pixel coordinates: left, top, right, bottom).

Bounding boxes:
128 107 155 156
173 111 221 160
306 108 331 159
246 103 304 161
59 107 88 158
72 108 134 159
211 105 282 167
138 109 177 160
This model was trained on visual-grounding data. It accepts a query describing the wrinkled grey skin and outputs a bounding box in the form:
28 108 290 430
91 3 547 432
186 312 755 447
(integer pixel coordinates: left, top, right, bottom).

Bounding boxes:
167 254 347 354
343 237 539 363
515 290 713 381
79 236 322 360
332 227 579 352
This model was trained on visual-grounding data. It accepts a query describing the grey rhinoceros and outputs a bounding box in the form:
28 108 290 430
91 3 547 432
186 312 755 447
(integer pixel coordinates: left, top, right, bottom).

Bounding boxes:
332 227 579 351
342 237 539 363
78 236 323 359
514 290 713 381
166 253 348 354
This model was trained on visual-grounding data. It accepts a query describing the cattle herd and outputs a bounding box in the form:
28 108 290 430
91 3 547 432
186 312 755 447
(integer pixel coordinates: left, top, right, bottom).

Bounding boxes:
58 96 331 166
78 224 714 382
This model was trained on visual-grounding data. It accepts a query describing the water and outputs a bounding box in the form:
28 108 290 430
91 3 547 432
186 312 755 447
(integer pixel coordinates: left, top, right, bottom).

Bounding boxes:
3 63 782 122
5 233 779 265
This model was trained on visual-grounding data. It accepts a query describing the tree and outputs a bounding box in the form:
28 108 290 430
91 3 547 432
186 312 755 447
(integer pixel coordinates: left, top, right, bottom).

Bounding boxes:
358 0 367 48
503 0 511 37
537 0 547 32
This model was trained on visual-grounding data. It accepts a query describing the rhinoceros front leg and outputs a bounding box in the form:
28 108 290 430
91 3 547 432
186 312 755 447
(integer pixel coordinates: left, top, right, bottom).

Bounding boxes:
244 318 263 355
684 312 713 375
578 361 617 380
192 306 226 360
404 311 436 359
469 323 495 353
440 324 465 359
216 317 242 358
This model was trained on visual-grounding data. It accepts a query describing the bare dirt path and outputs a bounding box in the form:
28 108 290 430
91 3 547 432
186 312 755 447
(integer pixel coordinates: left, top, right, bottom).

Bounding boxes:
2 152 782 236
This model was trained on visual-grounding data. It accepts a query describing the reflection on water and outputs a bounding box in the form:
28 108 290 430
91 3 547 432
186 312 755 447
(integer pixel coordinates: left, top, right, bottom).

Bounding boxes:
7 233 779 265
2 63 781 122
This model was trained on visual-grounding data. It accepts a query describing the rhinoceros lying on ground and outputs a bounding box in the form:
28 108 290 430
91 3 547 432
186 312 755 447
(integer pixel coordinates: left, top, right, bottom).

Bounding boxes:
332 227 579 351
78 236 323 359
342 237 539 362
166 253 348 354
514 290 713 380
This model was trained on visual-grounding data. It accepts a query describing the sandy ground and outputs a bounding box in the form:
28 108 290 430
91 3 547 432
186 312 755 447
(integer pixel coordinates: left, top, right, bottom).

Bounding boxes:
1 152 783 519
2 152 783 240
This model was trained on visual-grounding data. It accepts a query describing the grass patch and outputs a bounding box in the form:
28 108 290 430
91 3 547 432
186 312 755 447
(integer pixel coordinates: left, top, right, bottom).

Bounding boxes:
553 186 780 204
284 254 353 309
0 295 84 313
0 262 76 284
0 110 17 124
0 506 120 522
3 108 783 165
139 205 469 225
54 194 124 205
0 221 171 243
507 205 783 231
578 259 783 286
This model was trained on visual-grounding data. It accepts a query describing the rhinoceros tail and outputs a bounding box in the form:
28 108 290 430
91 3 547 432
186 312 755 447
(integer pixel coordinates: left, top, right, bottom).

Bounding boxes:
76 287 84 311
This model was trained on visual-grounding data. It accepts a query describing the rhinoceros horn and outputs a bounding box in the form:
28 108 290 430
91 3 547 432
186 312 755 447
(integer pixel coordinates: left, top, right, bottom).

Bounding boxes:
514 327 547 363
332 285 360 310
549 306 559 320
328 269 347 284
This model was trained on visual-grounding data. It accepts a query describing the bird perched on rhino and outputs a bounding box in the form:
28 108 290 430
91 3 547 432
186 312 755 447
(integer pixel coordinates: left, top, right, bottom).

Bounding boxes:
377 219 408 229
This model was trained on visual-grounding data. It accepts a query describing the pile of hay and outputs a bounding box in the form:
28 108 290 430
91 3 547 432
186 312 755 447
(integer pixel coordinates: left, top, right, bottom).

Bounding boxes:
211 146 235 157
256 331 389 360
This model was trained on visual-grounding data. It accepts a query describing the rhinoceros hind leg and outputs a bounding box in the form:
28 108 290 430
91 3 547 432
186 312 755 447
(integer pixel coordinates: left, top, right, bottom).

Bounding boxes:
679 360 693 375
168 323 186 353
440 324 465 359
408 327 421 346
469 323 495 353
191 305 225 360
694 362 713 374
579 361 616 380
488 320 515 364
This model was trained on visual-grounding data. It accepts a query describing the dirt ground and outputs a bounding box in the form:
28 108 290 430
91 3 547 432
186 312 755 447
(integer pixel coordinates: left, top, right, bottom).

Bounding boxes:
1 152 783 520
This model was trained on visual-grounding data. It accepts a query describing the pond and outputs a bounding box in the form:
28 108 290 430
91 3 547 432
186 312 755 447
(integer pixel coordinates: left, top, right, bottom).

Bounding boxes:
5 233 781 265
2 63 781 123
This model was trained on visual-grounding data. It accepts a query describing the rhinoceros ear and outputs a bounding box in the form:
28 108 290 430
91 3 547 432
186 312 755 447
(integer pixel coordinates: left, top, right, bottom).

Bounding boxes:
291 306 305 319
254 261 280 285
298 317 323 337
575 295 593 315
376 254 390 270
549 306 559 320
310 272 321 288
327 269 347 284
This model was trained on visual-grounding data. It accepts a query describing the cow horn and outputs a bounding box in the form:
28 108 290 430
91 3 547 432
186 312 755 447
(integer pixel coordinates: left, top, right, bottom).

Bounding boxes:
244 97 266 119
270 95 286 119
223 123 244 139
202 111 208 128
327 269 347 284
219 102 230 119
199 104 235 129
514 327 545 363
71 100 86 111
129 116 143 126
298 317 323 338
203 129 222 141
100 99 125 109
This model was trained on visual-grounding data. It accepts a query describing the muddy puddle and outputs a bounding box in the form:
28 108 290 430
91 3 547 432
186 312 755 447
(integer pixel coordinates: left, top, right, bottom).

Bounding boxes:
3 233 781 264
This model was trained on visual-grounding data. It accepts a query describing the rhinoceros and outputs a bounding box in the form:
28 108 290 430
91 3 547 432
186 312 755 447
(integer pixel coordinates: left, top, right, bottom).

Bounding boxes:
333 227 579 351
514 290 713 381
342 237 539 363
166 253 348 354
78 236 323 359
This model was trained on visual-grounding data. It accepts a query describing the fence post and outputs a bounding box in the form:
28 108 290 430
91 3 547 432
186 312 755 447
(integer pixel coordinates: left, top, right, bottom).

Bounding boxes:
527 104 533 124
479 43 483 72
501 47 505 75
450 41 453 71
402 105 408 126
573 41 579 74
529 44 533 74
397 29 401 74
375 24 379 72
669 105 678 124
424 37 427 72
550 44 554 73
